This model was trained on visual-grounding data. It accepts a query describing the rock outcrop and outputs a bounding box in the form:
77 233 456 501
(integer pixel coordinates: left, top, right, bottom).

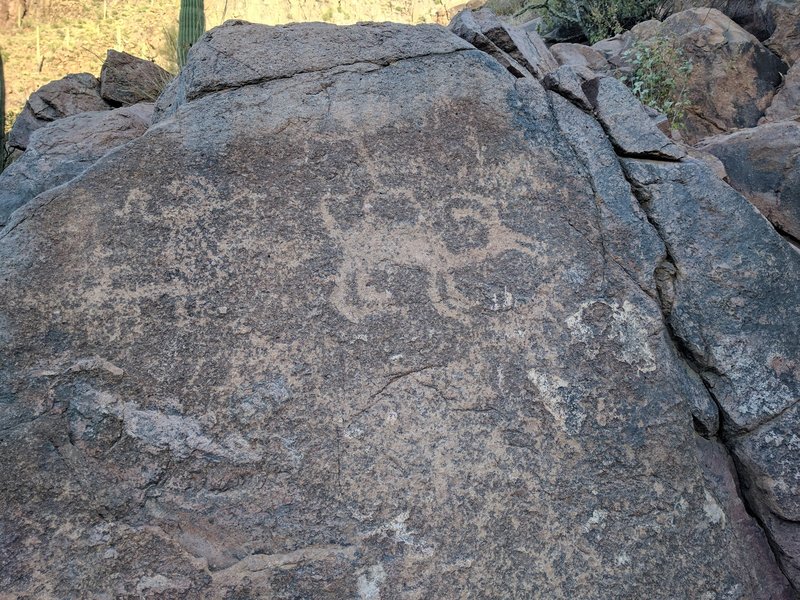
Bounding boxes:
592 8 787 144
764 62 800 122
698 121 800 243
0 104 154 227
448 8 557 79
7 73 112 151
0 18 798 599
100 50 173 107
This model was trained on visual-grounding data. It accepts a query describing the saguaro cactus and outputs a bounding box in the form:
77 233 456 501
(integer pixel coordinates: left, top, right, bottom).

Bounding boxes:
178 0 205 68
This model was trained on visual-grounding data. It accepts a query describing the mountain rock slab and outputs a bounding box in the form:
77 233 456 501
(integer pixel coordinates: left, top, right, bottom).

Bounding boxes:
0 20 794 599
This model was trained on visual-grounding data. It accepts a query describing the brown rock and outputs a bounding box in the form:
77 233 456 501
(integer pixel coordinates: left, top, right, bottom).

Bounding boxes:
764 61 800 122
7 73 111 151
763 0 800 65
100 49 173 106
550 42 610 71
654 8 787 143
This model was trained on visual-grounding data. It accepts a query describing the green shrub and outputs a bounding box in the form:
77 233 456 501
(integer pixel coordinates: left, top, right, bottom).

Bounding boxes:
623 36 693 130
505 0 668 42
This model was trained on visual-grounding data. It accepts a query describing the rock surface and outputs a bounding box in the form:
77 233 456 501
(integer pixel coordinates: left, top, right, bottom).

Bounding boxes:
0 19 797 599
652 8 787 143
550 42 610 71
763 0 800 65
100 49 173 107
623 156 800 588
582 75 685 160
7 73 112 151
764 62 800 122
698 120 800 242
667 1 800 64
448 8 557 79
0 104 153 227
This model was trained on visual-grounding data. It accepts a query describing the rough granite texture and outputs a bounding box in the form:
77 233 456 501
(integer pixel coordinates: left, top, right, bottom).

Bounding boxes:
0 104 154 227
7 73 112 151
699 120 800 243
582 76 685 160
0 20 797 599
651 9 787 143
100 50 173 107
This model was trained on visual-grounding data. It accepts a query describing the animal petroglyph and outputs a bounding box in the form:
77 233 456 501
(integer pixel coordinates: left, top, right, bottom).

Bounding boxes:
319 189 542 324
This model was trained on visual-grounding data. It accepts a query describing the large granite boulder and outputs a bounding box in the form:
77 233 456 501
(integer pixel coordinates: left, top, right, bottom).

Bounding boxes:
7 73 112 151
100 50 173 107
698 120 800 243
652 9 787 143
0 104 153 227
667 1 800 64
592 8 787 143
0 20 796 598
622 156 800 589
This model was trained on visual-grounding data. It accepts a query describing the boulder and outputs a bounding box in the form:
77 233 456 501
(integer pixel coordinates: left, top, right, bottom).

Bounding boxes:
666 1 800 64
582 75 685 159
448 8 558 79
0 104 153 227
591 19 662 75
698 120 800 243
550 42 610 72
762 0 800 65
100 49 173 106
447 9 531 78
764 61 800 122
622 156 800 586
650 9 787 143
0 20 793 598
7 73 112 151
542 65 593 110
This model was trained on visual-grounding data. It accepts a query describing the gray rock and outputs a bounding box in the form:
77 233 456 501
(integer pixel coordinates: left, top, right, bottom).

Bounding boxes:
732 402 800 590
100 49 173 106
155 21 472 121
7 73 112 151
466 8 558 78
582 76 685 160
448 8 557 80
764 62 800 122
622 155 800 586
548 90 664 296
542 65 593 111
0 20 786 598
448 8 531 79
698 120 800 243
0 104 153 227
694 436 795 599
621 157 800 434
550 42 610 72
